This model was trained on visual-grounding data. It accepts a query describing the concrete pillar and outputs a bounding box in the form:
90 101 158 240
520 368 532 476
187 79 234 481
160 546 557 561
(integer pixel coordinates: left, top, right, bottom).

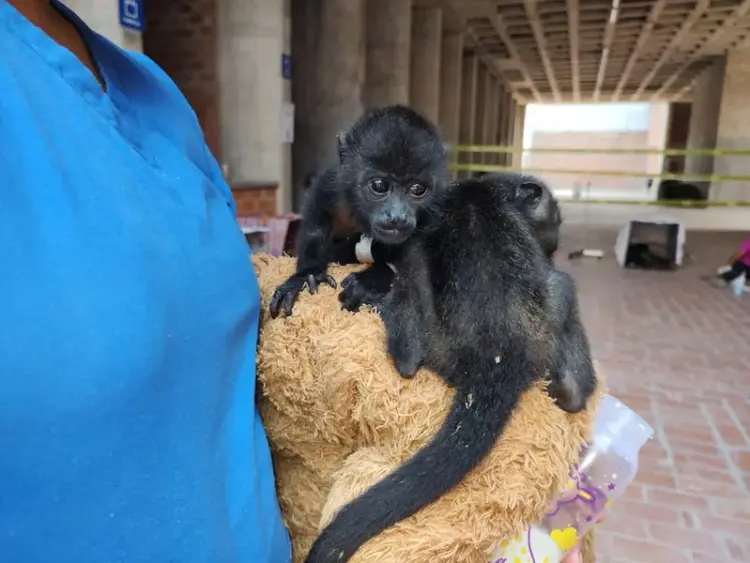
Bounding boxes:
684 56 726 198
409 7 442 123
505 99 516 167
512 104 526 170
646 102 669 196
218 0 291 213
473 65 491 169
438 31 464 147
711 48 750 202
363 0 411 107
291 0 365 208
485 78 499 165
497 90 510 166
62 0 143 51
458 54 479 179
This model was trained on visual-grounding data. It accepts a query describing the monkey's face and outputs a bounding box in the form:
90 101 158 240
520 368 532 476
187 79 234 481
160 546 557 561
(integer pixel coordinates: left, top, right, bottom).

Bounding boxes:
350 174 439 245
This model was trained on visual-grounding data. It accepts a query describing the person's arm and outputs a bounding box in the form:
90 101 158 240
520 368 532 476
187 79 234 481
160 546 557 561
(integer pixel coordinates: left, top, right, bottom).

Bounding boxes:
727 250 741 264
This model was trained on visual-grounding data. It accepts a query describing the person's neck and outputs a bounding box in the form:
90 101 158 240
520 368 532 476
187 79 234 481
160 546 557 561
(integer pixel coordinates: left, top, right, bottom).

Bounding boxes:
8 0 60 31
8 0 106 90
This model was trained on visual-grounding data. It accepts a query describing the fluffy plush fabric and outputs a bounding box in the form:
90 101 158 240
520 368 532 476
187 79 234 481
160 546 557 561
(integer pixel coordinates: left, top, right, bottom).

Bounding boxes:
252 254 602 563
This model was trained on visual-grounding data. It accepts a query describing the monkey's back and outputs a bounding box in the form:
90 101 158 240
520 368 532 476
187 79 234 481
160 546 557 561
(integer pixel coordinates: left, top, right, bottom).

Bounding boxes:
422 181 553 373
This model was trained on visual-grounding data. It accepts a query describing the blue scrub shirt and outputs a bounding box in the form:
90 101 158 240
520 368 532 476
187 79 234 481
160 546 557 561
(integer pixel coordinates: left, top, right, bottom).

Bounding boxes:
0 1 291 561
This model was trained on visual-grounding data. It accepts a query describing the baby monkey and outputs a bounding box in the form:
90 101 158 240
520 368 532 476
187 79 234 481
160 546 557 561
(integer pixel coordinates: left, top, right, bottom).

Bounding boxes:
339 172 595 413
268 105 448 318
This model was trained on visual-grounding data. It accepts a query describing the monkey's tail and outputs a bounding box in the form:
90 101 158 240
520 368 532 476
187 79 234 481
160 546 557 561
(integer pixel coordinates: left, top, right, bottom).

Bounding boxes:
303 357 528 563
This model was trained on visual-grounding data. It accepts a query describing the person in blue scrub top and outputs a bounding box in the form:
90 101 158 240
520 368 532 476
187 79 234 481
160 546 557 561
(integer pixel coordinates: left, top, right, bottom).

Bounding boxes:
0 1 290 562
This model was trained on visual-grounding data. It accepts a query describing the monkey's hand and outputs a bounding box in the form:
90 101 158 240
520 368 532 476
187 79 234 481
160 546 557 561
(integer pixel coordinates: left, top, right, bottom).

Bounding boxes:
268 270 337 318
546 368 589 414
387 332 423 379
339 263 395 312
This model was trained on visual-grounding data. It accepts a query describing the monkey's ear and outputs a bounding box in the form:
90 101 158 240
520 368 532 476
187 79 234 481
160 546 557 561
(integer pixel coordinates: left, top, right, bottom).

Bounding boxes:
517 180 544 203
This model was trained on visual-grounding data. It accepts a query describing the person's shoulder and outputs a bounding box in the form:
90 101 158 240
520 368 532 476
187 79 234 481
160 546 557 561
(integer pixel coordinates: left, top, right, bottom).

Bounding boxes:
94 37 234 209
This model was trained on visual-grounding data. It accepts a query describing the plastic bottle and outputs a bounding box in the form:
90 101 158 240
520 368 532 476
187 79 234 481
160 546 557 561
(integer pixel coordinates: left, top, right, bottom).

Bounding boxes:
488 394 654 563
730 272 746 297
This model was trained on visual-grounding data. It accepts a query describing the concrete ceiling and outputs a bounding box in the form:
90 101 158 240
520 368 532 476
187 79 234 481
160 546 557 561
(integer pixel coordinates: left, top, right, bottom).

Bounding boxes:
439 0 750 103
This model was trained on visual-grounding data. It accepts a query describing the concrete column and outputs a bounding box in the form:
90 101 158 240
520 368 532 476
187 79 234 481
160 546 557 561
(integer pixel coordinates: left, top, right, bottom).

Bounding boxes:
684 56 726 198
291 0 365 208
438 31 464 147
218 0 291 212
484 77 499 165
63 0 143 51
512 104 526 170
497 90 510 166
458 54 479 179
494 85 505 166
473 65 491 168
409 7 442 123
505 99 517 167
363 0 411 107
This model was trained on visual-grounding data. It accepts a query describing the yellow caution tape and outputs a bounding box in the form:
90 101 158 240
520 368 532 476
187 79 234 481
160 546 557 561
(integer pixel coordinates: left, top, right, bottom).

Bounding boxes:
453 144 750 157
449 163 750 184
556 198 750 207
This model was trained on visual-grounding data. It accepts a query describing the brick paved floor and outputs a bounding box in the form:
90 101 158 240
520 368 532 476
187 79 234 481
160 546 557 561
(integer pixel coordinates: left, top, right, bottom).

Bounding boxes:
557 227 750 563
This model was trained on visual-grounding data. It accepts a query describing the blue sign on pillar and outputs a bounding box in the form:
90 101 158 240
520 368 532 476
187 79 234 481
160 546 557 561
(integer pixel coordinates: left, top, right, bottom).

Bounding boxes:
119 0 145 32
281 54 292 80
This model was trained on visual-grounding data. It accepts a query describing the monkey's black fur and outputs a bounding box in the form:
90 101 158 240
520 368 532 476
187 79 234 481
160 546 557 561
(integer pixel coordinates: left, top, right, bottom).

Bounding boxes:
339 172 596 412
304 178 556 563
479 172 596 414
269 105 448 318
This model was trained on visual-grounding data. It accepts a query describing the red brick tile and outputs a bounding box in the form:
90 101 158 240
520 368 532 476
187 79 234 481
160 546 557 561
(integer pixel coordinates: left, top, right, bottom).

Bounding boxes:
699 514 750 537
730 450 750 473
648 522 721 553
607 535 691 563
646 489 710 511
724 536 749 561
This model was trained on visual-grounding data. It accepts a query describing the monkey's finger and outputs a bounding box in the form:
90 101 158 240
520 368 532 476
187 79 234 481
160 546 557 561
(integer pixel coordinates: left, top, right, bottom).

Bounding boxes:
324 275 337 289
282 293 296 317
269 293 282 318
307 274 318 294
337 287 350 303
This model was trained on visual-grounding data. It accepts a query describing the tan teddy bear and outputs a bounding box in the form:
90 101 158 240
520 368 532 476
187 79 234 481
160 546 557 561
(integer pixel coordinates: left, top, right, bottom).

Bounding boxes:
253 254 601 563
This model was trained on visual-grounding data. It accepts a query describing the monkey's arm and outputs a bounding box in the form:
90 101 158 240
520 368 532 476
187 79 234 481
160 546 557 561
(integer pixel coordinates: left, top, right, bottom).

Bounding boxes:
339 239 403 312
545 269 596 413
339 262 395 312
269 171 338 318
377 243 435 378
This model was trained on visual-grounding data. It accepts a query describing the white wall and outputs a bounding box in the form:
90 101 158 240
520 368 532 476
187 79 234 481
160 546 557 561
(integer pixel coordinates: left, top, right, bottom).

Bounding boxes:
60 0 143 52
218 0 292 213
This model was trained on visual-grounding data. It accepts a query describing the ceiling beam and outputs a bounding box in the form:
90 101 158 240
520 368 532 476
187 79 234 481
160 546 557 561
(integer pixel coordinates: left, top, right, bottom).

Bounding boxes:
489 13 544 102
567 0 581 101
524 0 562 101
611 0 668 101
630 0 710 100
652 0 750 99
465 27 517 99
593 0 620 100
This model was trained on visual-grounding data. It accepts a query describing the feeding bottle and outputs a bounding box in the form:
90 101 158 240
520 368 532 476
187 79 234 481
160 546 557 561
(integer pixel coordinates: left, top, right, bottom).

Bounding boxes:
488 394 654 563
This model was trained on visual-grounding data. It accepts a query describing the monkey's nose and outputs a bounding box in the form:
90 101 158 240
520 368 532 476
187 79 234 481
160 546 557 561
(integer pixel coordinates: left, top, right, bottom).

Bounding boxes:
381 217 411 231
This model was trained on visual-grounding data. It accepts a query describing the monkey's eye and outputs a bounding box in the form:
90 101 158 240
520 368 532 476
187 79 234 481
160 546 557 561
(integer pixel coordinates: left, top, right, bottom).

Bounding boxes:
369 179 389 196
409 183 428 198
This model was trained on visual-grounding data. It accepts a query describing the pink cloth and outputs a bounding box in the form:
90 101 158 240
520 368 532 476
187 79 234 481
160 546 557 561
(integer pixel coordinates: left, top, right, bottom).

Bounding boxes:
740 237 750 266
